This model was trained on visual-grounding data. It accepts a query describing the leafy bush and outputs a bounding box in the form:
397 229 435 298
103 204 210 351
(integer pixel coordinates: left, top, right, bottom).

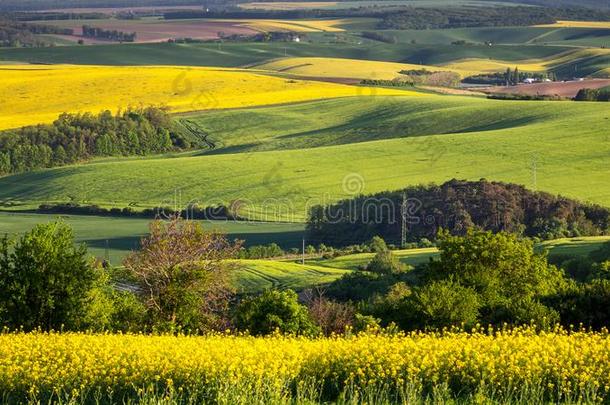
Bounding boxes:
123 217 241 333
0 222 94 331
235 290 318 336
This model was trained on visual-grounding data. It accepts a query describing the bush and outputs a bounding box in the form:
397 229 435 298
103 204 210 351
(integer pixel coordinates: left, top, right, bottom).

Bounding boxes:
366 250 404 275
123 217 241 333
235 290 319 336
0 222 94 331
306 295 356 336
409 280 481 330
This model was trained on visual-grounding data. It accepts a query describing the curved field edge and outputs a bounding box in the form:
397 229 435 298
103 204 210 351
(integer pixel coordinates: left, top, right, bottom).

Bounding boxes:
0 64 417 130
0 95 608 221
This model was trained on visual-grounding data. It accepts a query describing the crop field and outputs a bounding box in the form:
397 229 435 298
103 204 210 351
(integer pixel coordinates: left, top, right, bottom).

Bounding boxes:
233 260 350 292
254 57 470 79
0 64 416 130
3 330 610 403
0 41 573 69
1 95 608 221
487 79 610 97
238 0 527 10
41 18 350 43
537 21 610 29
0 212 305 264
312 248 439 270
539 236 610 258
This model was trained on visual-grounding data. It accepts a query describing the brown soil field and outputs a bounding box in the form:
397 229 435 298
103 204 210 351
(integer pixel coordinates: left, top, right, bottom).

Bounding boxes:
37 19 259 43
483 79 610 98
36 6 202 14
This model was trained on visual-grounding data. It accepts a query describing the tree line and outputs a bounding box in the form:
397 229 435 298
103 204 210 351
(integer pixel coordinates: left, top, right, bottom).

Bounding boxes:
0 19 73 47
4 218 610 336
324 230 610 333
575 87 610 102
0 107 205 175
82 25 136 42
164 6 610 30
464 68 555 86
378 6 610 30
307 179 610 247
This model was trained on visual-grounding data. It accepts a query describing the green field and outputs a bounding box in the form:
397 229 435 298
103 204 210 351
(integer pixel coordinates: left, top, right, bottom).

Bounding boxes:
0 212 305 264
311 247 439 270
539 236 610 258
233 259 351 293
0 41 571 67
1 95 608 221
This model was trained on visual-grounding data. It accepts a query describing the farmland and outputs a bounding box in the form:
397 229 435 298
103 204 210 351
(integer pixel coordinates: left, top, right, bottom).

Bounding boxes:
4 329 610 403
0 212 305 264
1 1 610 402
39 18 350 44
254 56 470 79
234 260 350 292
1 95 608 221
0 64 415 130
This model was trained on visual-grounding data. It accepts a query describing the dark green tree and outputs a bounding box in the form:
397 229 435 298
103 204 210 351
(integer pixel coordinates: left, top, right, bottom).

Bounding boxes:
0 222 94 331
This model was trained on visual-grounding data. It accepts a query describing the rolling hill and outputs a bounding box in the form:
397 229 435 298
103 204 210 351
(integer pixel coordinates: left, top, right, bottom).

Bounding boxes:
0 64 416 130
0 95 608 221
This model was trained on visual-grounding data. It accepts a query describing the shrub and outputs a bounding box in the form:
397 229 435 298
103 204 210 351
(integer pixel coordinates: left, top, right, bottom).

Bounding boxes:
235 290 319 336
123 217 241 333
0 222 94 331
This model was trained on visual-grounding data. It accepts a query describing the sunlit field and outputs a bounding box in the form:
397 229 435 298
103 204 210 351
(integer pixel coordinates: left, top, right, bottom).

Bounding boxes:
0 65 416 130
3 329 610 403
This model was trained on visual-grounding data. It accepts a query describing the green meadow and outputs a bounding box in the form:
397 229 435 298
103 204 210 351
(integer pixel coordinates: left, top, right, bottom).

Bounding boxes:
0 40 571 67
233 259 351 293
1 95 608 221
0 212 305 264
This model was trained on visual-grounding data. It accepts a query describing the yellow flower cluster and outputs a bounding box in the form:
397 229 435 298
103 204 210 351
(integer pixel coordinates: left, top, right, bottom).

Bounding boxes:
1 328 609 403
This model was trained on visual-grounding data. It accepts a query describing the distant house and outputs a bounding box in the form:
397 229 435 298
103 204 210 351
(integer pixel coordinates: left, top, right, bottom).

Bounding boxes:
523 78 536 84
293 36 301 43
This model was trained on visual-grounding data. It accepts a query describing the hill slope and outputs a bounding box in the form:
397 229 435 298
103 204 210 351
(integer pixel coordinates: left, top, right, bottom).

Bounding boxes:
0 64 415 130
0 95 608 221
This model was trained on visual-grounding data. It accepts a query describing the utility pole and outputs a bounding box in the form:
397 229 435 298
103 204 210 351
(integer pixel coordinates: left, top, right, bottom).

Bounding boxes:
104 239 110 264
302 238 305 265
400 192 407 248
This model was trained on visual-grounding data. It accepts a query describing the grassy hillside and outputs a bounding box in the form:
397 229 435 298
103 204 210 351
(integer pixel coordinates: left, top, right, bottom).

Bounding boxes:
233 259 350 293
312 247 439 270
1 95 608 221
0 212 305 264
0 41 571 68
181 95 581 152
311 237 610 271
539 236 610 258
0 64 415 130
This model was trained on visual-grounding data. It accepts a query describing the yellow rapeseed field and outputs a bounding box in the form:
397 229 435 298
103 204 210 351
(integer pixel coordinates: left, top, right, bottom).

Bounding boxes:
254 57 471 79
0 65 416 130
2 328 610 403
536 20 610 29
215 18 348 32
239 2 340 10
